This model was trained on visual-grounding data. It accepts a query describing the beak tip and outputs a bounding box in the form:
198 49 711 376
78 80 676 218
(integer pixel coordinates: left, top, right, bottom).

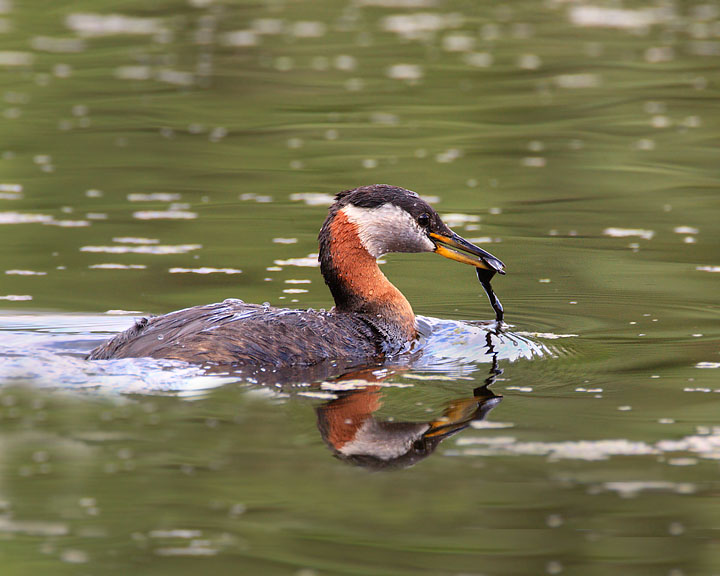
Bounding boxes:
488 259 505 275
432 231 506 274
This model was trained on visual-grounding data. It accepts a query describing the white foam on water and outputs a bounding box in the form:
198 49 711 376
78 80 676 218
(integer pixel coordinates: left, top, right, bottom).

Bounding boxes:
0 212 54 224
289 193 334 206
603 227 655 240
441 213 481 227
274 253 319 267
221 30 258 47
382 13 462 40
600 481 696 498
168 267 242 274
386 63 423 81
0 51 34 66
89 264 147 270
65 13 167 37
0 518 69 536
132 210 197 220
112 237 159 245
81 245 201 255
516 332 578 340
31 36 86 53
114 65 152 80
456 431 720 461
127 193 181 202
5 270 47 276
569 6 668 30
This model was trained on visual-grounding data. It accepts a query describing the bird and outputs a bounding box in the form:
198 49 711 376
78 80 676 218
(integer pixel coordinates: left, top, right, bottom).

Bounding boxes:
87 184 505 368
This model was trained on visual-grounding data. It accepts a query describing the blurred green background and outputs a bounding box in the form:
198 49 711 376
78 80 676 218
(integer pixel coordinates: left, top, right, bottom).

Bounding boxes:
1 0 719 574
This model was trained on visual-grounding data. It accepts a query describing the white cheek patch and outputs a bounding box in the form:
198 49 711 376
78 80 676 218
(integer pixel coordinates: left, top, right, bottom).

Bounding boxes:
342 203 435 258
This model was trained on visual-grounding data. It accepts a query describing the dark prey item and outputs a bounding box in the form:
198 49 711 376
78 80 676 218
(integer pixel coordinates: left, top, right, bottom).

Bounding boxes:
476 268 504 323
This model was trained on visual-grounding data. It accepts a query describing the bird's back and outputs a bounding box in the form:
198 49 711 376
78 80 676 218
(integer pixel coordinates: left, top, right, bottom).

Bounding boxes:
87 298 384 366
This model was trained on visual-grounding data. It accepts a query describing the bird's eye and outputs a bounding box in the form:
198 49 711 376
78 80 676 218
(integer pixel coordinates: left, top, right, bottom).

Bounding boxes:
417 213 430 228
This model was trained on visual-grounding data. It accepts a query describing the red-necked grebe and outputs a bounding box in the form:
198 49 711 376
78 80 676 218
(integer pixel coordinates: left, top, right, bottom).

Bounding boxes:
88 185 505 366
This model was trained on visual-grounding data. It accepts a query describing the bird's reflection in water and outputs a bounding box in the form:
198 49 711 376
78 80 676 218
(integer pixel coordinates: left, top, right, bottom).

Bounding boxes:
317 335 504 469
199 327 528 468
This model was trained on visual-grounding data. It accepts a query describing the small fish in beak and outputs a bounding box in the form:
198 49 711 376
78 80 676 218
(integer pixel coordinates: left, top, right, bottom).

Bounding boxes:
476 267 504 324
428 228 505 322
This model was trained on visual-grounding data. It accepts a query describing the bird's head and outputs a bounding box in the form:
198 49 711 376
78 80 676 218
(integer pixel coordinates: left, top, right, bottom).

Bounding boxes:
323 184 505 274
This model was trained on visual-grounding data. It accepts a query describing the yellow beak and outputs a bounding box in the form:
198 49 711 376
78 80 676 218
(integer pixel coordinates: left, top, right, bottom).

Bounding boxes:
429 231 505 274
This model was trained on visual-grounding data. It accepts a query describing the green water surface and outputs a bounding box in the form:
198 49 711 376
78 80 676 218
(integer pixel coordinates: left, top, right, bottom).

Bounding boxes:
1 1 719 574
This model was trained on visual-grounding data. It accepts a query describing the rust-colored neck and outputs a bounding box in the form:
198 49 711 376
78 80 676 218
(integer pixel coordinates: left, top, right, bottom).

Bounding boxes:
319 210 416 341
320 385 382 450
